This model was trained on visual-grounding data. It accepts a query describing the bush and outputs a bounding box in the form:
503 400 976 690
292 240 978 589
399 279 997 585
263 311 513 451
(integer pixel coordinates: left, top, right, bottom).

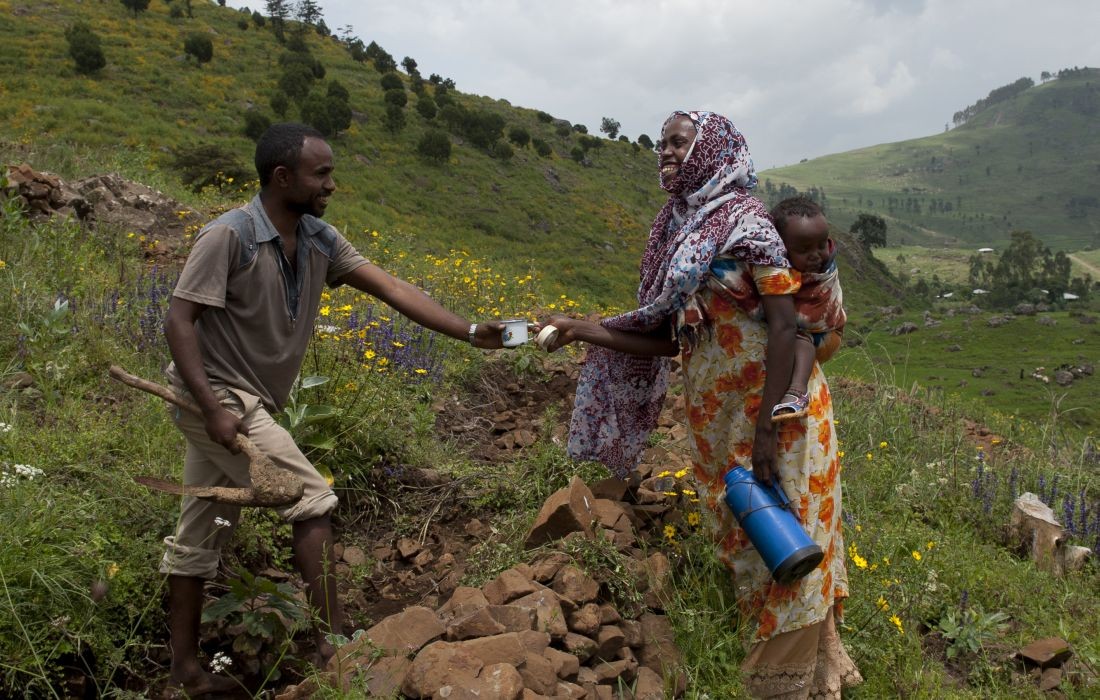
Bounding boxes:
237 18 249 30
278 63 315 103
269 90 289 117
252 10 265 27
65 22 106 74
380 73 403 91
507 126 530 148
171 144 251 193
243 110 271 141
570 146 586 164
120 0 151 16
555 123 572 138
492 141 514 161
183 33 213 65
417 130 451 163
301 94 351 138
536 111 553 123
169 2 185 19
383 103 405 133
326 80 350 103
416 97 437 120
532 138 552 158
434 90 454 108
572 123 588 134
383 89 407 108
637 133 654 150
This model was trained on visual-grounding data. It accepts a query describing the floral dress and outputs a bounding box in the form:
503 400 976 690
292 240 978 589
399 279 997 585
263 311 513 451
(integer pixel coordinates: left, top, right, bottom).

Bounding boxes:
682 262 861 698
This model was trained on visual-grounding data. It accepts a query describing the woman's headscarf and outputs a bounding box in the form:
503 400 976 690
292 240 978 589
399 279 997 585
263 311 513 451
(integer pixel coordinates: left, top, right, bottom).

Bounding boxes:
568 111 788 476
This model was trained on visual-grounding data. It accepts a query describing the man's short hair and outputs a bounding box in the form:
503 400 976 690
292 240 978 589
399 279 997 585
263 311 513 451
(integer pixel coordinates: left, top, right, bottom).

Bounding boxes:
770 196 824 233
255 123 326 187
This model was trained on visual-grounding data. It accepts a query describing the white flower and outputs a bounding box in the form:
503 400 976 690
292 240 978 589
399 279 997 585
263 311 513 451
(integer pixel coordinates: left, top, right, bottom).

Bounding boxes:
0 422 12 433
214 516 232 528
211 651 233 673
14 464 43 479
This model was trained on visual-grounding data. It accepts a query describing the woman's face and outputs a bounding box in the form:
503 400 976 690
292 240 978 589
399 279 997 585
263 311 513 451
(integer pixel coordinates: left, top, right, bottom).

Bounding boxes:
657 115 697 186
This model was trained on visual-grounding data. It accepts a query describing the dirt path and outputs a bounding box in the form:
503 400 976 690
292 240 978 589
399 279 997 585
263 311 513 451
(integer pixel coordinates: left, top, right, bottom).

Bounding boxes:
1069 253 1100 279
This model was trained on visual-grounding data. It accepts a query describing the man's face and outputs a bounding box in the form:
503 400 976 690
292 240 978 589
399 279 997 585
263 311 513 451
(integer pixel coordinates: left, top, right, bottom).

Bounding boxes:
782 215 831 273
286 136 335 218
656 115 697 187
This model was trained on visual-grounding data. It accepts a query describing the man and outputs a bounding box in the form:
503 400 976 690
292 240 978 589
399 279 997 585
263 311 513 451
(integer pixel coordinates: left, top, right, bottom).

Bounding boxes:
162 123 503 695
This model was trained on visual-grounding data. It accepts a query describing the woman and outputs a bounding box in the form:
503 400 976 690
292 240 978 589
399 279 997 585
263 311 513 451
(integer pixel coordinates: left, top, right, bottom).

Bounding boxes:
543 111 861 698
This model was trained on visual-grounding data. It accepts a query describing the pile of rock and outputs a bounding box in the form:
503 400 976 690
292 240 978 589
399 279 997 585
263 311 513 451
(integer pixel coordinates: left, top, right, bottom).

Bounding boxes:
3 163 198 247
279 474 693 699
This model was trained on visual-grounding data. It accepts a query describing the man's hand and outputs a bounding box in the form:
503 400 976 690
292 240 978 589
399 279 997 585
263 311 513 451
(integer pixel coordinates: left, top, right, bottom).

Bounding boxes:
203 406 246 454
471 321 506 349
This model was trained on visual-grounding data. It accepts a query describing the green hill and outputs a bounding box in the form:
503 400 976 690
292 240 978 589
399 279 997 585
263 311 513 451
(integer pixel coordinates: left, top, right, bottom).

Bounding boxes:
762 69 1100 251
0 0 896 311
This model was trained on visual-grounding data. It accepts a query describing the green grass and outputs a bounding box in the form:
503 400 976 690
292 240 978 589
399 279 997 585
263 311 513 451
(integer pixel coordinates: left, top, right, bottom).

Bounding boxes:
761 69 1100 253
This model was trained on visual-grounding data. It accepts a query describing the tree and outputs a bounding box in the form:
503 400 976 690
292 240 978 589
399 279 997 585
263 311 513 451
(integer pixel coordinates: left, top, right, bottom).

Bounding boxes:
572 123 588 134
120 0 151 17
252 10 266 28
599 117 620 140
849 213 887 248
383 103 405 133
415 97 437 120
380 73 403 91
417 130 451 163
1040 70 1052 82
637 133 654 150
384 89 407 108
265 0 289 25
65 23 106 74
401 56 418 76
243 110 271 141
492 141 514 161
269 91 289 117
532 138 552 158
507 126 530 148
278 63 315 103
295 0 322 25
183 33 214 65
536 111 553 123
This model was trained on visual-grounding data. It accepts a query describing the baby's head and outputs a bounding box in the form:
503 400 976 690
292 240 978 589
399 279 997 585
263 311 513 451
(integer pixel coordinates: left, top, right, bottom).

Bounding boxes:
771 196 830 274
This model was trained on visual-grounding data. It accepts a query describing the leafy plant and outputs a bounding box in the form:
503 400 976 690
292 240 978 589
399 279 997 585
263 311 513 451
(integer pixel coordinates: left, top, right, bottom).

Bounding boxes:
275 375 341 451
201 569 307 661
935 606 1010 660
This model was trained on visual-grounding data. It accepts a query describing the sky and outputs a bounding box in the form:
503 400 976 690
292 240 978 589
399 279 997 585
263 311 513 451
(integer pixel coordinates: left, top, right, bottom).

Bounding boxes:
229 0 1100 169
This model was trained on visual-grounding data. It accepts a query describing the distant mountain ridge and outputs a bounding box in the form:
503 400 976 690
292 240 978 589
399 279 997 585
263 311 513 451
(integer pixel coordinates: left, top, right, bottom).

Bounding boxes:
762 68 1100 251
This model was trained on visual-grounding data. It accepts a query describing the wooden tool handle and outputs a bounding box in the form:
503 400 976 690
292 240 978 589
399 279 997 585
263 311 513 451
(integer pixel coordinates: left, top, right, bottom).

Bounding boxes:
109 365 203 417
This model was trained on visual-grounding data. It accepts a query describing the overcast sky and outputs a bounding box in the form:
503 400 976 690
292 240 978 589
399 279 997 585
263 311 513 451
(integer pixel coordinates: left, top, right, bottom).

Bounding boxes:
229 0 1099 169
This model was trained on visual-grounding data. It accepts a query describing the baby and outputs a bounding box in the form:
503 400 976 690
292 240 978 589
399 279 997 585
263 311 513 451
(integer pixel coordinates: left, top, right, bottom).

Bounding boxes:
769 196 847 421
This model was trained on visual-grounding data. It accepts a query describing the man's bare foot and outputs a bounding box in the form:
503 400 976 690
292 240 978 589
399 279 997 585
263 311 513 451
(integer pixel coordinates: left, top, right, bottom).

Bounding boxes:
167 669 239 698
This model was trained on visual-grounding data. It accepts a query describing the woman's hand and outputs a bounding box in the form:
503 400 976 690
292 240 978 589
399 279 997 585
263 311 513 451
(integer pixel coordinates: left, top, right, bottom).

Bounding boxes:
539 315 587 352
751 418 778 485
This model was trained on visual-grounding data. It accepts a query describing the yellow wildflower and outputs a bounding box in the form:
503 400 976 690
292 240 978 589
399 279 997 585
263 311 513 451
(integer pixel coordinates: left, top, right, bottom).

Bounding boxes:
106 562 120 579
879 441 888 448
926 541 935 550
414 368 428 375
889 614 904 634
663 524 676 540
865 452 873 461
674 468 689 478
686 512 701 527
911 550 922 562
0 260 5 269
392 341 405 348
876 596 889 611
364 350 376 360
320 305 331 317
838 450 845 458
656 470 672 478
851 553 868 569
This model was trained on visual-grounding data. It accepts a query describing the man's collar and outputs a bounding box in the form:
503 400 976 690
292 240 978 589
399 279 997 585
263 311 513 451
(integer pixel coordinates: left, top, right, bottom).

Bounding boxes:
247 194 329 242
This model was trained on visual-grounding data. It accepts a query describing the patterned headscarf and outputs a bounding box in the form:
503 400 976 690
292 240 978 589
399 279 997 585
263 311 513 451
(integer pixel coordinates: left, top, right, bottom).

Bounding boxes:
568 111 788 476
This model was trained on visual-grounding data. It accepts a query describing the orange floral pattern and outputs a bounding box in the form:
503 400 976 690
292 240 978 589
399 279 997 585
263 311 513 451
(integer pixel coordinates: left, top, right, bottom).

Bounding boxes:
682 280 848 644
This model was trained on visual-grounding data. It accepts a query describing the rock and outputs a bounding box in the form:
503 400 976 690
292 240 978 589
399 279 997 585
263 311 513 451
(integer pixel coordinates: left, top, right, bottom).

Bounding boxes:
483 568 542 605
1054 370 1074 387
1010 494 1083 576
891 322 918 336
987 315 1013 328
524 477 596 548
486 604 537 633
476 663 525 699
636 613 683 682
511 588 569 639
530 553 570 583
341 545 366 566
438 587 491 619
518 650 558 695
543 646 581 680
396 537 422 560
1014 303 1037 316
402 641 483 698
589 477 629 502
552 565 600 604
1017 638 1073 669
945 344 962 352
1036 315 1056 327
595 625 625 661
567 603 602 636
632 666 667 699
455 632 529 667
446 607 506 641
561 632 597 661
362 606 444 656
591 658 637 684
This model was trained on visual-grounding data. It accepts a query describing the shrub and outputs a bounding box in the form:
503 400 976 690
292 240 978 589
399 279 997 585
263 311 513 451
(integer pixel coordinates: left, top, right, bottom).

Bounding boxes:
65 22 106 74
183 33 214 65
252 10 265 27
169 2 185 19
507 126 530 148
383 103 405 133
383 88 407 108
269 90 289 117
326 79 350 103
570 146 586 164
301 93 351 138
171 144 252 193
555 123 571 138
243 110 271 142
572 123 588 134
278 63 315 103
417 130 451 163
434 90 453 108
119 0 151 16
380 73 403 91
237 17 249 30
637 133 654 150
536 111 553 123
416 97 437 120
493 141 514 161
532 138 552 158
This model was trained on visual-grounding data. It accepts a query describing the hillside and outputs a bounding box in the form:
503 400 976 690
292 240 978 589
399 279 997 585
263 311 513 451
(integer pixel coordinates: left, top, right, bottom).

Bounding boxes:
0 0 896 311
762 69 1100 251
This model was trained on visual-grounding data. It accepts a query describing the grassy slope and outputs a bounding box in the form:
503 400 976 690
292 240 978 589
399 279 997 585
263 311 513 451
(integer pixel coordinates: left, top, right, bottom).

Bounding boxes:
761 70 1100 251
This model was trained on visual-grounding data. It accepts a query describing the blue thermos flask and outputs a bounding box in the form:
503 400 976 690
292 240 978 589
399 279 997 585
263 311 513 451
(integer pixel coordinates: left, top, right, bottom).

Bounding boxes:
723 466 824 584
